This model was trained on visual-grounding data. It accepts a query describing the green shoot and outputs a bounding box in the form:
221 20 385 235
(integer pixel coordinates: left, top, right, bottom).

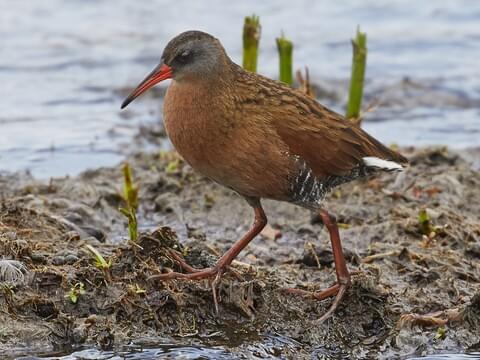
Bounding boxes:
122 163 138 210
1 283 15 297
243 14 261 73
128 283 146 296
418 208 433 236
65 282 86 304
276 33 293 86
165 159 180 174
119 163 139 242
346 26 367 124
119 207 138 242
435 326 447 340
85 244 112 271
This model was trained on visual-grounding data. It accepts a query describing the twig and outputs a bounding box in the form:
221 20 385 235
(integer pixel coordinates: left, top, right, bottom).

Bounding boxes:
361 251 397 264
296 67 315 97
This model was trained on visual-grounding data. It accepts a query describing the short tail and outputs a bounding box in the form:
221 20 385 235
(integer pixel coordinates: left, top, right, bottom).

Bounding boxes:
362 156 404 172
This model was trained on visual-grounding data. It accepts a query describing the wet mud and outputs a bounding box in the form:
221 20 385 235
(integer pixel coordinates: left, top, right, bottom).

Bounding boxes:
0 147 479 359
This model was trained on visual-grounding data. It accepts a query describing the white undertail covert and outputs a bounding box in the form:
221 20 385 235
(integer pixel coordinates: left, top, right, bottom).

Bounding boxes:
362 157 404 172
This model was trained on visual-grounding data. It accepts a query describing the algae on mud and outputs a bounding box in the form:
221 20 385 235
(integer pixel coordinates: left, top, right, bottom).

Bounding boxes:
0 147 479 359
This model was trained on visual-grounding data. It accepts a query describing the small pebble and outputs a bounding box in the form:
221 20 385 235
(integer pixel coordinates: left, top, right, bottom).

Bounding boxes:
81 226 106 242
65 254 79 264
51 255 66 266
15 239 28 248
154 193 174 212
64 212 84 224
72 325 87 344
3 231 17 240
30 253 47 264
63 231 81 242
466 243 480 258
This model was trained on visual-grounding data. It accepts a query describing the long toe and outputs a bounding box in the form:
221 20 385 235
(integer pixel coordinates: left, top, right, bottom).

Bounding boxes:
283 282 350 323
148 264 230 313
148 266 222 281
317 283 348 323
282 283 340 300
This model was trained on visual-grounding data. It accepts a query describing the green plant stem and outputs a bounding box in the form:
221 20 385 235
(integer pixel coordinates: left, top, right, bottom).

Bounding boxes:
243 15 261 72
85 244 110 270
120 207 138 241
276 34 293 86
121 163 138 242
346 27 367 123
123 163 138 210
84 244 112 281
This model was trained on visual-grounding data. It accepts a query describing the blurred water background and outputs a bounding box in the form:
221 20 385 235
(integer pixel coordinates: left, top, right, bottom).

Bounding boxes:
1 0 479 177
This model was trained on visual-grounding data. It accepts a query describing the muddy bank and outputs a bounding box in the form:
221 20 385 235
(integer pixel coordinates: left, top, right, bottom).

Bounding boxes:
0 146 479 359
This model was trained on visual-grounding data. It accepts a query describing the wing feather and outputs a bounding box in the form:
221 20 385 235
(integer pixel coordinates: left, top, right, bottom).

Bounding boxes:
234 68 408 179
270 89 408 178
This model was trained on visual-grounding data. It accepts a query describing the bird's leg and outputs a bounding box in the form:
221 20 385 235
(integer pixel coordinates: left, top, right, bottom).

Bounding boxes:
165 246 244 281
149 203 267 282
284 209 351 322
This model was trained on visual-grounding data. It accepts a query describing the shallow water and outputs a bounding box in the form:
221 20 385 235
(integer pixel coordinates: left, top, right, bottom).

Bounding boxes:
1 0 480 177
15 346 480 360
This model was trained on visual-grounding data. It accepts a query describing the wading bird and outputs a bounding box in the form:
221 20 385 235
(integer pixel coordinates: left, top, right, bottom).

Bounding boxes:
121 31 407 321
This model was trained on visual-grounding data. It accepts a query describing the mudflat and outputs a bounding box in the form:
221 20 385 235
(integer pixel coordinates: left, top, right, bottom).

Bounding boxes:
0 146 479 359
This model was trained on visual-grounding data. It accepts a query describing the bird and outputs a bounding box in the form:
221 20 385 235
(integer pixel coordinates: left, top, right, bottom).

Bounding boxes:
121 30 408 322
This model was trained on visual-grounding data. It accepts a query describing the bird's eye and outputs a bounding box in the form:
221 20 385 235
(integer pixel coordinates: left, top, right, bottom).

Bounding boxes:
175 50 193 64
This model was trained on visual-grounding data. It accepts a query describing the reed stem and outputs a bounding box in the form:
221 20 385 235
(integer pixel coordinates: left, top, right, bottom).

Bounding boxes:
276 33 293 86
242 15 261 73
346 27 367 124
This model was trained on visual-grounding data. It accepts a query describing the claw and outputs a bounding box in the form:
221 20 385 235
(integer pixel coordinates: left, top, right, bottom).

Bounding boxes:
317 284 348 323
148 266 221 281
281 209 354 322
283 282 349 323
211 271 223 314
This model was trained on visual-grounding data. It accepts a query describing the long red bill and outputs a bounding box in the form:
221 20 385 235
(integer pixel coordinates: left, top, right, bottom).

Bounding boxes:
121 63 173 109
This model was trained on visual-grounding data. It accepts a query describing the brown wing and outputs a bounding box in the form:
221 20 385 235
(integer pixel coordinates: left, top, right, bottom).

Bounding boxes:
234 68 407 179
273 94 408 178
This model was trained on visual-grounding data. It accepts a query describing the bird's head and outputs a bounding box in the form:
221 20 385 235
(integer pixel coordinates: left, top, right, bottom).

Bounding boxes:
121 31 228 109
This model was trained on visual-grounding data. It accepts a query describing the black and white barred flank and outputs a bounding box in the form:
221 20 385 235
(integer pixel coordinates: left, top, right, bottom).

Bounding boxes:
290 156 404 209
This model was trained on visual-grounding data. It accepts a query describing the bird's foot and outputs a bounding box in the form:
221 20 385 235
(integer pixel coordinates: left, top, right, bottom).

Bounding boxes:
149 248 242 281
148 249 242 313
148 204 267 314
283 277 351 323
150 265 225 313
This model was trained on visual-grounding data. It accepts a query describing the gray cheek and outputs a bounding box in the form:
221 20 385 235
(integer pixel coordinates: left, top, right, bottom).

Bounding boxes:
194 56 218 75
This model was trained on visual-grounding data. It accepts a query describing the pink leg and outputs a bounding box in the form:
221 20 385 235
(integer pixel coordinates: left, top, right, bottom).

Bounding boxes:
149 204 267 282
284 209 351 322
